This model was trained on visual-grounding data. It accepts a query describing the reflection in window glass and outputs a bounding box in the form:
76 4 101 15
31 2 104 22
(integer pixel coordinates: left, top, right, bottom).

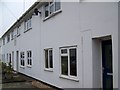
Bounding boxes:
45 50 48 68
61 49 67 54
55 2 61 11
49 50 53 68
70 48 77 76
45 3 49 17
61 56 68 75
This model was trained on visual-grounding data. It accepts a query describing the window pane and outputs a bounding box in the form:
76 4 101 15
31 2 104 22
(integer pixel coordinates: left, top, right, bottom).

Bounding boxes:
21 60 22 65
50 4 54 14
61 49 67 54
28 59 29 65
23 60 25 66
61 56 68 75
45 3 49 17
29 19 31 28
45 50 48 68
30 51 32 57
30 59 32 65
49 50 53 68
69 48 77 76
55 1 61 11
27 52 29 57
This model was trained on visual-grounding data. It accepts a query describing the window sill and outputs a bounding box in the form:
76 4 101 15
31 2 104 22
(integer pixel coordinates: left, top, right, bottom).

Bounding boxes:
17 34 21 37
43 9 62 22
27 65 32 68
20 66 25 69
59 75 79 82
44 68 53 72
24 28 32 33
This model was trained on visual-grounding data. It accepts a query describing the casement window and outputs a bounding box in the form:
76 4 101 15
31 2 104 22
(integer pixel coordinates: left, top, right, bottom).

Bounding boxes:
7 34 10 43
44 49 53 70
17 26 20 36
2 54 5 61
24 17 32 32
11 31 14 40
27 51 32 66
60 47 77 78
44 0 61 18
3 38 5 45
20 52 25 67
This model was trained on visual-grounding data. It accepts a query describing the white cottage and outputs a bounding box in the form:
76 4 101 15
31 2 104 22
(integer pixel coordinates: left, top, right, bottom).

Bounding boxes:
1 1 119 89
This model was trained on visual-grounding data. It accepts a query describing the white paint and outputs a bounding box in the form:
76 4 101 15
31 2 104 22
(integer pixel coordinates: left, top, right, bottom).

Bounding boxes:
0 2 119 88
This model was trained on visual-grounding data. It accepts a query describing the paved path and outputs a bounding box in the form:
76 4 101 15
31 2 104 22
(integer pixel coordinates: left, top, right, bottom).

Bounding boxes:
2 82 37 88
0 63 56 89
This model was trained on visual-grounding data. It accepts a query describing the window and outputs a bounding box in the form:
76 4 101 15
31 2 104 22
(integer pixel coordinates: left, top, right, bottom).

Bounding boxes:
2 54 5 61
17 26 20 36
3 38 5 45
27 51 32 66
44 49 53 70
11 31 14 40
20 52 25 67
25 17 32 32
7 34 10 43
44 0 61 18
60 47 77 77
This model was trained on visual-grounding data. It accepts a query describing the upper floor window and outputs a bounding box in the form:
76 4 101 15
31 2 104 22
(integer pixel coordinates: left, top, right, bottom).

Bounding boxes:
17 26 20 36
7 34 10 43
44 48 53 70
11 31 14 40
44 0 61 18
3 38 5 45
24 17 32 32
27 51 32 66
60 47 77 77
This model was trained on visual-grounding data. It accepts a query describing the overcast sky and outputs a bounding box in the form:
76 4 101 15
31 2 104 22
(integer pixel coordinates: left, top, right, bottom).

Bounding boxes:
0 0 36 38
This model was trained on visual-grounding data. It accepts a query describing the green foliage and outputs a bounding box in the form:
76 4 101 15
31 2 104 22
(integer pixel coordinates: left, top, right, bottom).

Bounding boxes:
2 62 13 79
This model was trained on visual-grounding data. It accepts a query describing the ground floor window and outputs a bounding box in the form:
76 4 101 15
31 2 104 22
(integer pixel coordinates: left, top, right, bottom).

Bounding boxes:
44 48 53 70
60 46 77 77
27 51 32 66
20 52 25 67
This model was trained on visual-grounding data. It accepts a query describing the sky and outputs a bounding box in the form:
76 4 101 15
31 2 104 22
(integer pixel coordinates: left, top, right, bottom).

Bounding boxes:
0 0 37 38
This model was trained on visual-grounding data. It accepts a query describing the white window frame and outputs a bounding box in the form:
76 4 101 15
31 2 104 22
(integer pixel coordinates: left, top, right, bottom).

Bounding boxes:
24 17 32 32
44 0 61 19
60 46 78 81
20 52 25 68
44 48 53 71
27 51 32 67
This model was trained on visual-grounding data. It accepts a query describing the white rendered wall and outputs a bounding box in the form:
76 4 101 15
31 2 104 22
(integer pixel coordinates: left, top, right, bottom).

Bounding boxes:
1 2 119 88
80 2 118 88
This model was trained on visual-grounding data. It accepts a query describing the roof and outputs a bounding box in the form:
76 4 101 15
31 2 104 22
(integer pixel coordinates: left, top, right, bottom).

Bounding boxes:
1 0 48 38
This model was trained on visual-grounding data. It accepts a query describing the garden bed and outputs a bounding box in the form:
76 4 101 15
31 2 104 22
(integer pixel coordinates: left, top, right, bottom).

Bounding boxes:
2 74 26 83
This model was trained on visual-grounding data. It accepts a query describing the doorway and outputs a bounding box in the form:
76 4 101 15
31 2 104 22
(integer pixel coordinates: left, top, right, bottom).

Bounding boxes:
12 51 14 69
102 40 113 89
16 51 19 72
